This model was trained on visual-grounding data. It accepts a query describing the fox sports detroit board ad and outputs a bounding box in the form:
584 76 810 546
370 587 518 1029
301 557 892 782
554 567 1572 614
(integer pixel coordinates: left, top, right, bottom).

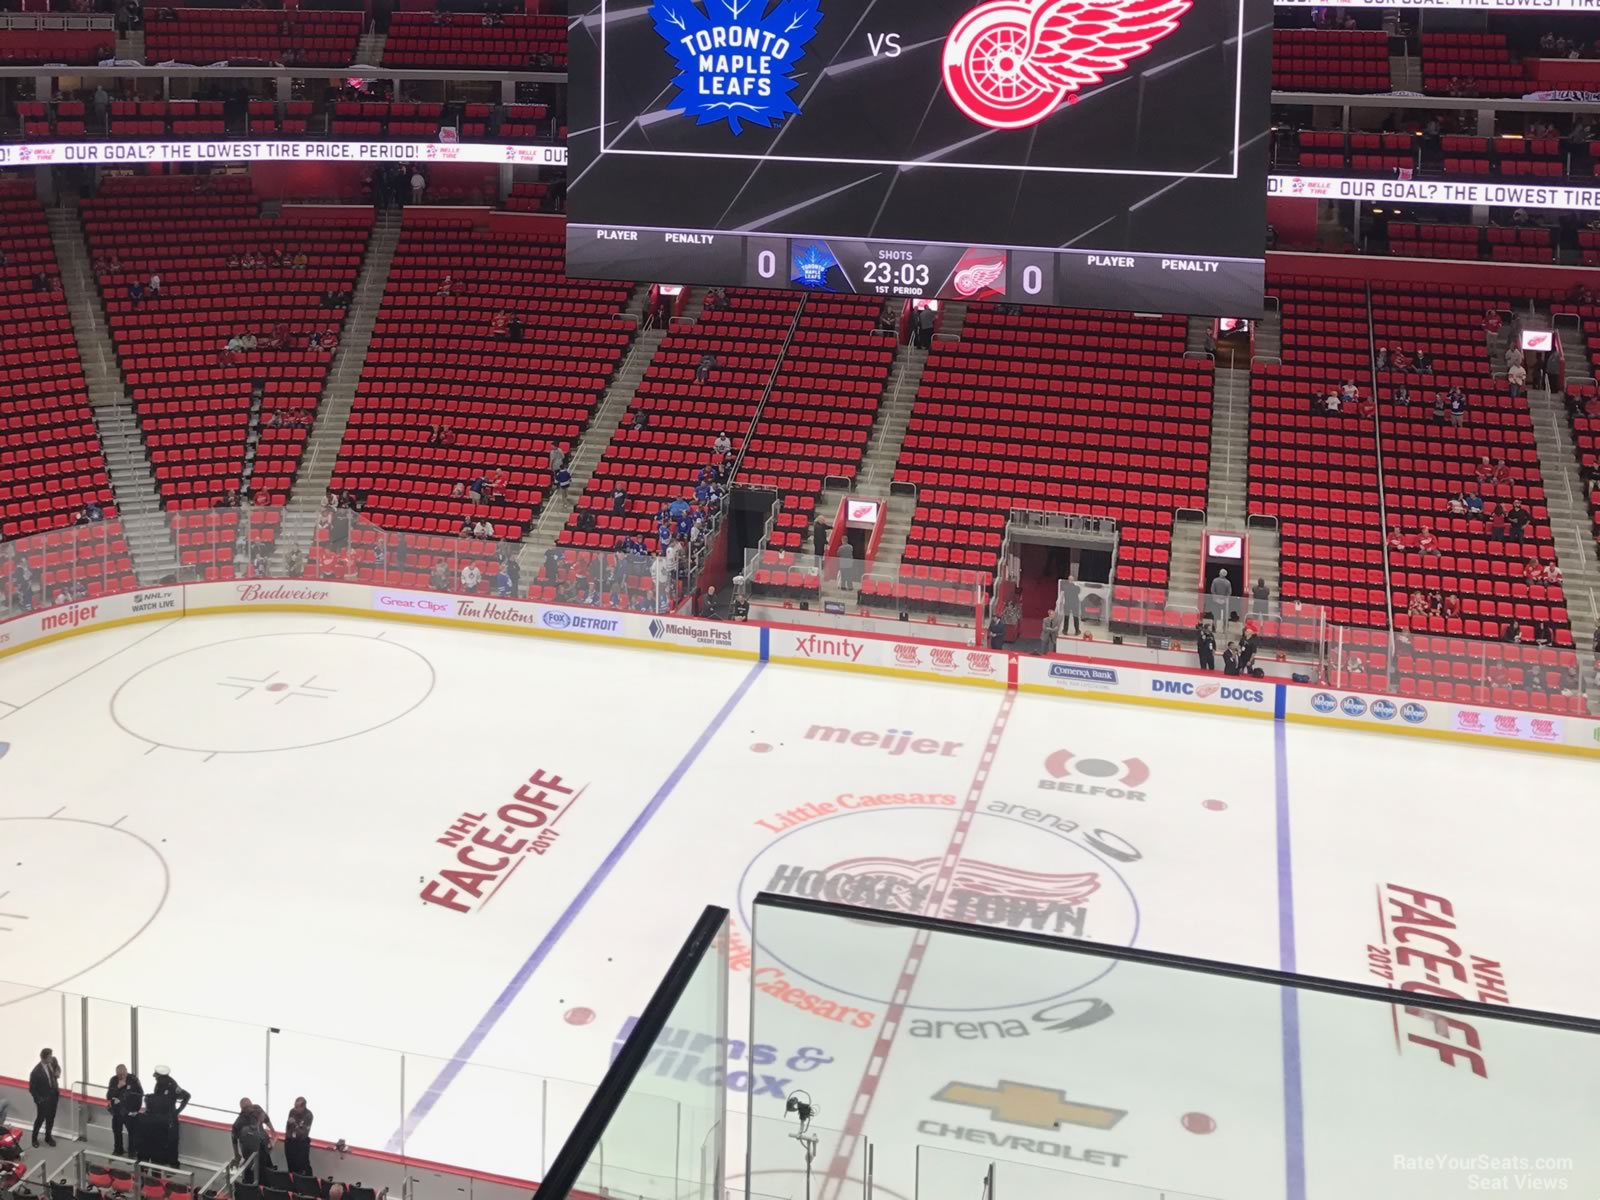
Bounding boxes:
566 0 1273 317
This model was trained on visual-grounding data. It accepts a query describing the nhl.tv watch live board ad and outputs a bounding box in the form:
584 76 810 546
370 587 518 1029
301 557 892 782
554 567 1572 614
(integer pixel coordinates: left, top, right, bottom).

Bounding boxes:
567 0 1272 316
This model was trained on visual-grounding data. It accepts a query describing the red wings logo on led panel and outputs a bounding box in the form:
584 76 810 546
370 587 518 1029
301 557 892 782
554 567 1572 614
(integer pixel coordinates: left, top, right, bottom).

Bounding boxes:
941 0 1193 130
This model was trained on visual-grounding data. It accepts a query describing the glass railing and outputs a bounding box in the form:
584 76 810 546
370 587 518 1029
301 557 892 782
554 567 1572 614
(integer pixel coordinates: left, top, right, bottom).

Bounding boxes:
1 509 1590 713
0 977 627 1181
537 907 730 1200
744 893 1600 1200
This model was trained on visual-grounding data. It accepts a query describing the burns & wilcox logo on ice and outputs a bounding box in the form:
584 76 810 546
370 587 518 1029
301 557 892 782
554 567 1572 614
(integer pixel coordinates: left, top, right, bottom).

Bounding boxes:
653 0 823 135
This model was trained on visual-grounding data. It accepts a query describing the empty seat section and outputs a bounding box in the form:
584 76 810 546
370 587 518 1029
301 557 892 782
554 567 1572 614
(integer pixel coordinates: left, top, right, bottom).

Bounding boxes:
0 179 134 599
326 216 631 590
79 176 371 526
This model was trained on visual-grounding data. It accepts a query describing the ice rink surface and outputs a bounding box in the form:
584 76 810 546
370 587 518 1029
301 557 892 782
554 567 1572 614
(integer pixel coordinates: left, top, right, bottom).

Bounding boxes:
1 614 1595 1199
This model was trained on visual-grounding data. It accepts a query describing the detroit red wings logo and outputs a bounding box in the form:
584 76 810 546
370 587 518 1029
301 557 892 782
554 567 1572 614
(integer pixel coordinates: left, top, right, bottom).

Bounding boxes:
953 258 1006 297
942 0 1193 130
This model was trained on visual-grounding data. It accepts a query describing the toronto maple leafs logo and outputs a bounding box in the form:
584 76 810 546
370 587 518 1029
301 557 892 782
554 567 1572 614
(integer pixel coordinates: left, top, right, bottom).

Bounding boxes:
942 0 1192 130
652 0 823 134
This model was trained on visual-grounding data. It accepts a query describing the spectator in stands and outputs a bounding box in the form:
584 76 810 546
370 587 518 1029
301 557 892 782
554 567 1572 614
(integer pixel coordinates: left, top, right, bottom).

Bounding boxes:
555 464 572 497
1448 389 1468 427
1209 568 1232 624
1251 577 1270 617
1414 350 1433 374
695 352 718 384
1060 574 1083 634
1463 489 1484 517
128 279 145 304
1507 361 1527 397
147 272 161 297
437 275 456 298
1354 392 1376 420
286 546 306 577
1387 525 1407 552
1481 309 1502 336
1394 385 1411 407
713 431 732 458
986 611 1005 649
492 561 513 597
812 518 827 561
461 562 482 591
1339 380 1358 404
1390 347 1411 371
1441 592 1460 619
838 538 856 590
1195 620 1216 671
1417 524 1438 555
703 288 725 313
1318 388 1339 414
429 560 449 590
1374 346 1388 370
491 311 511 338
1407 591 1430 617
93 84 110 127
611 484 628 515
1039 606 1061 648
410 169 427 205
548 442 565 476
1506 499 1531 540
627 409 649 432
474 518 494 540
1486 503 1511 541
1533 619 1555 646
507 315 524 342
1430 392 1448 424
231 1099 275 1182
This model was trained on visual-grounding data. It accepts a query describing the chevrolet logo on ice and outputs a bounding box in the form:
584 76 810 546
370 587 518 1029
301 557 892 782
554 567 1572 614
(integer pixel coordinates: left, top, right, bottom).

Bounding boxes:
933 1079 1126 1131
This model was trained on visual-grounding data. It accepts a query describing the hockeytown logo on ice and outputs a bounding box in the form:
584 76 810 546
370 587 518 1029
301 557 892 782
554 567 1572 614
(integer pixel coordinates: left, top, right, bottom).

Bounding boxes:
763 854 1101 936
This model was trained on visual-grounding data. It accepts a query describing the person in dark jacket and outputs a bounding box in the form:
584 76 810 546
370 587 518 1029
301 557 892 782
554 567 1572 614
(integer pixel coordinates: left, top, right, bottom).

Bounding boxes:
1195 622 1216 671
1239 629 1261 674
283 1097 314 1176
145 1067 191 1166
812 519 827 561
29 1047 61 1147
106 1064 144 1157
1223 641 1241 676
987 613 1005 649
1060 575 1082 634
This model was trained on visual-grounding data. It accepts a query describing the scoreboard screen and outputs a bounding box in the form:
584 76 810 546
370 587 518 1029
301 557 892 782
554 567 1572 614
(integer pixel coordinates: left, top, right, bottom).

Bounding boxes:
567 0 1272 316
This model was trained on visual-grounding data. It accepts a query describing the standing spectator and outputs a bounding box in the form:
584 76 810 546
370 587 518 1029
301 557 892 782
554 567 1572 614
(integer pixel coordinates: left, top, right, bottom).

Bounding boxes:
1196 621 1216 671
1059 574 1082 635
547 441 565 476
1448 389 1468 427
837 538 855 590
1209 568 1232 625
1507 361 1527 397
1251 577 1270 617
232 1099 268 1182
410 168 426 205
554 464 572 497
987 611 1005 649
1039 606 1062 649
93 84 110 128
283 1098 314 1176
611 483 628 515
146 1067 190 1166
107 1064 143 1158
461 561 482 591
29 1047 61 1147
1506 499 1531 540
812 519 828 562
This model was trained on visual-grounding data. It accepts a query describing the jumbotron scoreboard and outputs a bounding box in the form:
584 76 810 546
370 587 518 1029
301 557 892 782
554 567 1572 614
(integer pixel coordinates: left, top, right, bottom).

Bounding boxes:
567 0 1273 316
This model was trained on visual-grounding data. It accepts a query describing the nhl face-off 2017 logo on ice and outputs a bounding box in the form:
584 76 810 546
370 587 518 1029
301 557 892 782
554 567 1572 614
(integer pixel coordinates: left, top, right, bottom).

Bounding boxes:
652 0 823 134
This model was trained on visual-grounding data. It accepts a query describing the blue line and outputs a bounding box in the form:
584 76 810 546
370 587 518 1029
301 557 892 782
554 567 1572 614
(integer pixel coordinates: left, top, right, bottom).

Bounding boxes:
387 659 767 1151
1273 682 1286 721
1273 714 1307 1200
759 624 770 661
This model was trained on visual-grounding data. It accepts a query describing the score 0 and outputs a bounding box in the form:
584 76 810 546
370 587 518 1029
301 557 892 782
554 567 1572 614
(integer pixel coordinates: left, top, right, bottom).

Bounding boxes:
746 236 787 287
1008 248 1054 305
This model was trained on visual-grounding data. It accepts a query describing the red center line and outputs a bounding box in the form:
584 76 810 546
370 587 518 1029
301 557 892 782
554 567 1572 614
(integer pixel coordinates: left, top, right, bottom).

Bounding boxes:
818 689 1019 1200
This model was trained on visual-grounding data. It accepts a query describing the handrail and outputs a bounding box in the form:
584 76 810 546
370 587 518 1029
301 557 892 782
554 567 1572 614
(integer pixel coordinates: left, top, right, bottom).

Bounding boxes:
1364 280 1399 681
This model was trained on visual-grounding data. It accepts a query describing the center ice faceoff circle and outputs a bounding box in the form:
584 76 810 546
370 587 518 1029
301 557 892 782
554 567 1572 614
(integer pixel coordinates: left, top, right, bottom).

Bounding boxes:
738 804 1140 1013
110 631 436 753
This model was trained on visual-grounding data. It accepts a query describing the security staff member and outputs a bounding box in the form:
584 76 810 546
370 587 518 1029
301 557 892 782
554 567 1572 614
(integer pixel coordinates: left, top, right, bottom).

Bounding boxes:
28 1047 61 1147
1196 621 1217 672
145 1067 191 1166
106 1064 144 1158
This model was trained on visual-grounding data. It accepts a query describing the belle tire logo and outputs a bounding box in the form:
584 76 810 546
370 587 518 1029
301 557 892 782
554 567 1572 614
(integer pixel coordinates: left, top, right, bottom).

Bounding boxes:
942 0 1192 130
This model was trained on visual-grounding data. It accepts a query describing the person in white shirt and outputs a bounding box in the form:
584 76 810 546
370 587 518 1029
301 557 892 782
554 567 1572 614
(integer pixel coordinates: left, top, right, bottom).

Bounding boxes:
1323 390 1341 413
713 431 731 457
460 563 481 590
148 273 161 295
410 171 426 204
1507 362 1527 396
